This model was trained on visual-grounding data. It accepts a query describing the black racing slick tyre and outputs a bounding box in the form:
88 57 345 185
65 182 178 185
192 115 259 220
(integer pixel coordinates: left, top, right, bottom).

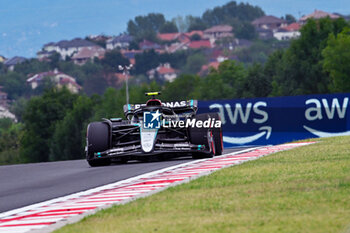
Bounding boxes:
208 113 223 155
189 113 214 159
86 122 111 167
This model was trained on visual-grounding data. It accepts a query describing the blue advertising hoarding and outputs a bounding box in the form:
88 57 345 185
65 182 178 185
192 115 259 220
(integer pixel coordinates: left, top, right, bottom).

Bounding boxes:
198 93 350 147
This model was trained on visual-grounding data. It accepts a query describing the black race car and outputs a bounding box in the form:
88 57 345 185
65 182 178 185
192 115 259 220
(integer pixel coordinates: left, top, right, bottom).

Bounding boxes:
86 92 223 166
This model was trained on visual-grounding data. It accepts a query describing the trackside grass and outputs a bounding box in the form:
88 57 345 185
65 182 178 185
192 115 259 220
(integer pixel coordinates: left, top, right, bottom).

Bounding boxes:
55 136 350 233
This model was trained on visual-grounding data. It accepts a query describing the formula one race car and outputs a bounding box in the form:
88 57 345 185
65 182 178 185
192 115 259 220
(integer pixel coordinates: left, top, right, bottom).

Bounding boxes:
86 92 223 167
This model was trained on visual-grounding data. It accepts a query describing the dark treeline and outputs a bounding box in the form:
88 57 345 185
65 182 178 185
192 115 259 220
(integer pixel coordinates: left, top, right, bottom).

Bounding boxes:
0 17 350 164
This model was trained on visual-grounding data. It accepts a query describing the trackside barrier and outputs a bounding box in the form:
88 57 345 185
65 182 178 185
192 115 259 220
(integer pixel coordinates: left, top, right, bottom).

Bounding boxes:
198 93 350 147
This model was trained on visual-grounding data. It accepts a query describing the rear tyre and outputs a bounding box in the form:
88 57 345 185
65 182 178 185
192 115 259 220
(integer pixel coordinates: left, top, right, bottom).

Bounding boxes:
189 113 214 159
86 122 111 167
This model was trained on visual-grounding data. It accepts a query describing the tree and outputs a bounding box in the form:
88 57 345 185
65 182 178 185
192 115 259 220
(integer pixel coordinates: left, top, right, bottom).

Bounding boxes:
162 74 200 101
193 60 247 100
0 72 29 99
99 50 130 72
127 13 166 41
135 49 160 75
272 18 349 96
284 14 296 24
187 16 208 31
50 95 95 161
160 21 178 33
0 121 22 165
202 1 264 27
20 88 77 162
190 33 202 41
322 27 350 92
235 21 257 40
243 63 272 97
182 53 207 74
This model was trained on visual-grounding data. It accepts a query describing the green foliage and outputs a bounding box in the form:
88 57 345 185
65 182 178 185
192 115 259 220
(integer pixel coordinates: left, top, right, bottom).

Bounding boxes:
193 60 247 100
99 50 130 72
322 27 350 92
284 14 296 24
272 18 349 96
127 13 166 41
160 21 179 33
187 16 208 32
182 53 207 74
235 21 257 40
0 72 29 99
162 74 200 101
20 88 77 162
202 1 264 27
190 33 201 41
135 49 160 75
0 120 22 165
50 95 95 161
243 63 272 97
236 40 285 64
10 97 28 122
135 50 189 75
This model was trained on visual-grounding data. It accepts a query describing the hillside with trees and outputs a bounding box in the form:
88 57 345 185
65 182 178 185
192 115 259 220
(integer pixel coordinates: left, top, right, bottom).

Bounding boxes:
0 1 349 164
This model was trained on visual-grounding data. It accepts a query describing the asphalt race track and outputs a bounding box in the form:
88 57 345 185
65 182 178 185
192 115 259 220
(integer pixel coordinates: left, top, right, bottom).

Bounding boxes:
0 148 250 213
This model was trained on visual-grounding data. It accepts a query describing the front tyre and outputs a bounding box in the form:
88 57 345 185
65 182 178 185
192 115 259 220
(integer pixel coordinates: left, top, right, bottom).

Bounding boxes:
86 122 111 167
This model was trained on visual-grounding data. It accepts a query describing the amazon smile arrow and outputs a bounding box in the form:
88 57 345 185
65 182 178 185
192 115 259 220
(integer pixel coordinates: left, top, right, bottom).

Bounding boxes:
223 126 272 145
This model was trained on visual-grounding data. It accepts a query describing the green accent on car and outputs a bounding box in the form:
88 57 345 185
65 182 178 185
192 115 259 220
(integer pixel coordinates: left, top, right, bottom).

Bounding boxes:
197 145 202 150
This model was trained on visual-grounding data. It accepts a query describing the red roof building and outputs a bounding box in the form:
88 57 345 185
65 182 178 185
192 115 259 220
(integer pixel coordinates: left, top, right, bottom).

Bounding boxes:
283 22 301 31
147 63 178 82
300 10 340 24
188 40 212 49
157 33 180 41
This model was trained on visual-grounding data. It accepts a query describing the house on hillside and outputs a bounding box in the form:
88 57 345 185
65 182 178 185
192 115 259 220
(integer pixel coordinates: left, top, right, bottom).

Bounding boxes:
37 50 57 61
252 15 287 30
41 38 101 60
139 40 162 50
216 38 252 50
0 55 6 63
299 10 340 24
158 32 180 42
71 47 105 65
185 30 204 39
274 22 301 40
4 56 27 71
165 42 188 53
26 70 81 93
106 34 133 50
198 62 220 77
147 63 178 82
187 40 212 49
87 34 111 45
158 31 203 44
273 28 301 40
204 25 233 42
0 106 16 121
121 50 143 65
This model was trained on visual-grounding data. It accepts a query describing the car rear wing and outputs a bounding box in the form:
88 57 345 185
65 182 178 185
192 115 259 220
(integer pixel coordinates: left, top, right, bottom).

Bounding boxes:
123 100 198 116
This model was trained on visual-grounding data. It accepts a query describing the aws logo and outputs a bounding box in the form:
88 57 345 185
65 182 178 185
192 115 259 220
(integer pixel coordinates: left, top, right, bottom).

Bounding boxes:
209 101 268 125
304 97 350 137
210 101 270 145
